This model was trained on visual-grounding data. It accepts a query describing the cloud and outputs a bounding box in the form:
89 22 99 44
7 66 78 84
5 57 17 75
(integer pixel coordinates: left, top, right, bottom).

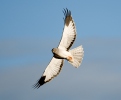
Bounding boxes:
0 62 121 100
0 37 121 100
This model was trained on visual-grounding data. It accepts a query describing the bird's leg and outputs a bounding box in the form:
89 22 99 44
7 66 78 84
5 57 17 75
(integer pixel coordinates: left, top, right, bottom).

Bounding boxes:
67 56 73 62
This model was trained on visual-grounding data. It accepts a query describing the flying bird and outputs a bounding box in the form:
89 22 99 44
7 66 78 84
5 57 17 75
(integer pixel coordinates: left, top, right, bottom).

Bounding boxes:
34 8 84 88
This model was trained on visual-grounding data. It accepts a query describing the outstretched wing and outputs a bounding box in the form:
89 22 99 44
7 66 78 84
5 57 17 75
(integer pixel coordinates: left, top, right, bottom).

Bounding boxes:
58 8 76 51
34 57 64 88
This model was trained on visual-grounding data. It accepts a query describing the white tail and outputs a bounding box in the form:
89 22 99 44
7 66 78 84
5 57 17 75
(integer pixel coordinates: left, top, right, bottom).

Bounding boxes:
68 45 84 68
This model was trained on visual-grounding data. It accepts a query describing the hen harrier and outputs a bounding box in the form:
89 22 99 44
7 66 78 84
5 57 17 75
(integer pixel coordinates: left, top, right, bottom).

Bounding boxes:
34 8 84 88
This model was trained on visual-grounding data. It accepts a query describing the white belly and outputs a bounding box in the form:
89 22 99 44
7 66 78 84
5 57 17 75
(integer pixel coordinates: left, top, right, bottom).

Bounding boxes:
53 48 72 59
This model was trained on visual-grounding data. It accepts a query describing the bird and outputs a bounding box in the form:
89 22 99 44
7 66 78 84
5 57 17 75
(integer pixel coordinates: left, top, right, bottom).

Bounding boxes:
33 8 84 88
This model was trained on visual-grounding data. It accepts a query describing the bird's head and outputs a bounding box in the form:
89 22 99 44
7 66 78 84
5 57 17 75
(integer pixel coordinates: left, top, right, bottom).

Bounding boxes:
52 48 58 53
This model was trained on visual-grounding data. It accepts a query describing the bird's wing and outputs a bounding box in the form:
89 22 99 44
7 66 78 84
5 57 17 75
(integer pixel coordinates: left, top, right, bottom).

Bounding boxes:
58 8 76 51
34 57 64 88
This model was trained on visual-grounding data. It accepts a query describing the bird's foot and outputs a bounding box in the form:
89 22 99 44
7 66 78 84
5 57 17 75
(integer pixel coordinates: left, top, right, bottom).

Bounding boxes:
67 56 73 62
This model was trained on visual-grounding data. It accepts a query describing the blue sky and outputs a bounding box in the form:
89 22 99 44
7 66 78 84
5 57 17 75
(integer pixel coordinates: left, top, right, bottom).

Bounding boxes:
0 0 121 100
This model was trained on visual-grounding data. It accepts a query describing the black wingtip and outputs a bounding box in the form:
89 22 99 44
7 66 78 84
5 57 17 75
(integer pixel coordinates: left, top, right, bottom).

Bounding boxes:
63 8 71 17
62 8 72 26
33 76 46 89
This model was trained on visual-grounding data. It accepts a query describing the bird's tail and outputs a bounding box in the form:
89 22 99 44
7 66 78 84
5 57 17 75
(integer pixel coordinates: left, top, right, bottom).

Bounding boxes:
68 45 84 68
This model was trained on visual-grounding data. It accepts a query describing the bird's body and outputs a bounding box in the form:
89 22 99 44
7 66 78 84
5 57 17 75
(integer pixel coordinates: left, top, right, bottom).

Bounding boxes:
52 48 72 60
33 8 84 88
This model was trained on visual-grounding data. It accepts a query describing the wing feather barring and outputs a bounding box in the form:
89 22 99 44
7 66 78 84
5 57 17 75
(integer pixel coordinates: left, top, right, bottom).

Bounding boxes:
33 8 84 88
